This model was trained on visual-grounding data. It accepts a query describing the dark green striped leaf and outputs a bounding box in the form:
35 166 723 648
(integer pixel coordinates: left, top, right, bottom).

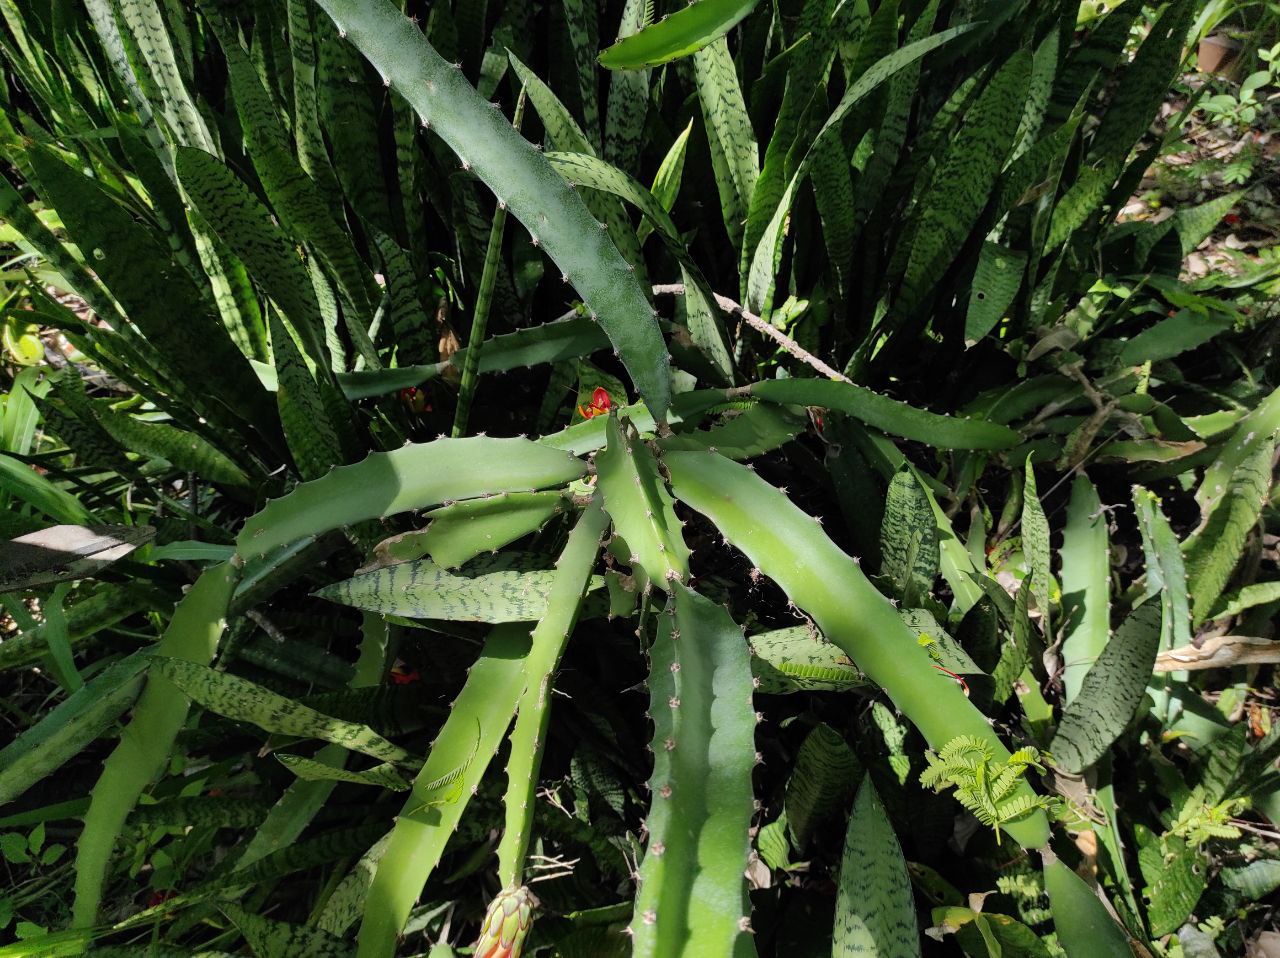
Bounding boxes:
1049 603 1161 774
834 777 921 957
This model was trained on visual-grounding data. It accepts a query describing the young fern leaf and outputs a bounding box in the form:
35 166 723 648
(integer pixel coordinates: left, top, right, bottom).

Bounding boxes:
920 736 1056 845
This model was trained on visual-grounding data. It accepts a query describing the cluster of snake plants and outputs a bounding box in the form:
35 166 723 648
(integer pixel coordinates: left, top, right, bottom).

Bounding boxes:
1 0 1278 955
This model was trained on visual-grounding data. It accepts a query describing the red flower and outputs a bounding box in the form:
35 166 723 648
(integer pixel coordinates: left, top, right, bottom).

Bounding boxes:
577 387 612 419
146 890 176 909
399 386 430 414
390 663 420 685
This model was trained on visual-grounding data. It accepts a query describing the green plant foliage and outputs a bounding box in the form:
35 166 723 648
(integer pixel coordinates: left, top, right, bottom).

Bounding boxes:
834 777 919 957
920 736 1057 845
630 582 756 957
1049 603 1162 774
785 724 860 849
598 0 760 69
1 0 1276 953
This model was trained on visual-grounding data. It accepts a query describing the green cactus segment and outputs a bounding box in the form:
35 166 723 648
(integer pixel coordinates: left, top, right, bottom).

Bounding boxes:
598 0 759 69
0 651 147 805
1050 603 1161 774
497 498 608 887
631 582 757 957
72 561 240 927
785 725 860 850
664 451 1050 849
749 627 867 694
237 437 586 556
834 776 921 958
1059 476 1110 702
408 492 570 569
475 885 537 958
596 414 690 589
152 657 411 763
1043 852 1134 958
356 625 531 958
1133 484 1191 729
317 560 601 623
658 403 803 460
1184 438 1276 625
880 468 940 604
313 0 671 419
745 379 1021 450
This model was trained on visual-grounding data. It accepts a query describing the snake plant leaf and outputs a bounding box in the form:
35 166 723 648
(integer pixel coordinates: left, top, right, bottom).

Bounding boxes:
899 48 1030 319
745 378 1021 450
1050 602 1162 774
237 437 585 557
26 145 275 436
965 242 1027 346
603 0 650 174
1139 829 1207 938
598 0 760 69
174 147 328 366
785 724 860 849
313 0 671 418
128 796 273 830
749 626 867 694
316 561 601 623
0 453 92 526
1086 0 1196 171
631 582 756 957
223 902 353 958
1021 460 1053 638
0 584 158 673
694 36 758 251
834 776 921 957
152 657 412 764
269 309 343 481
277 755 410 791
92 401 252 488
0 524 153 593
0 652 148 804
746 23 978 318
879 468 939 604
